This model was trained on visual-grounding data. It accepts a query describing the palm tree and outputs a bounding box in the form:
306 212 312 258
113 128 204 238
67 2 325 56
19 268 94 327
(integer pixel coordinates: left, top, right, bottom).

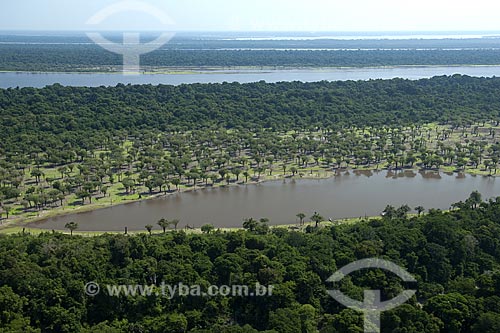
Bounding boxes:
145 224 153 235
396 205 411 218
157 218 169 233
296 213 306 226
311 212 324 228
415 206 425 216
232 168 242 182
65 222 78 236
170 219 180 230
243 218 258 232
243 171 250 183
218 169 228 181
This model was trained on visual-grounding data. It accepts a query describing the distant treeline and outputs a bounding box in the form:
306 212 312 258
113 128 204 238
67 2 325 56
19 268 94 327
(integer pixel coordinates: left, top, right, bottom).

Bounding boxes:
2 44 500 71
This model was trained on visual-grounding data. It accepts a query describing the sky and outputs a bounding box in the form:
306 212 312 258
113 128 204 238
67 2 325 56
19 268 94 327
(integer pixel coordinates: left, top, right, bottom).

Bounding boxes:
1 0 500 32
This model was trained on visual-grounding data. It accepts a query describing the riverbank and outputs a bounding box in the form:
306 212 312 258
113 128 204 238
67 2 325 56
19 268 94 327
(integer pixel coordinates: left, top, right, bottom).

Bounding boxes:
3 64 500 75
0 169 336 232
0 166 495 234
0 215 372 236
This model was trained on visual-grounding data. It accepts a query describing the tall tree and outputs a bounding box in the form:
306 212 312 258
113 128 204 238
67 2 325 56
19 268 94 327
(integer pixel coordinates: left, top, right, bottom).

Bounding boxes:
64 222 78 236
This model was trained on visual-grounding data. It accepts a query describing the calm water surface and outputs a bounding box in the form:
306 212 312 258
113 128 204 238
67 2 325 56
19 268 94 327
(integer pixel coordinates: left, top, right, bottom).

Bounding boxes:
2 66 500 88
30 170 500 231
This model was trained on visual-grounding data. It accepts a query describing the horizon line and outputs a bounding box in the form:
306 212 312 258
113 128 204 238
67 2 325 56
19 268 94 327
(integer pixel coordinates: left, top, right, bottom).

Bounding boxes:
1 29 500 33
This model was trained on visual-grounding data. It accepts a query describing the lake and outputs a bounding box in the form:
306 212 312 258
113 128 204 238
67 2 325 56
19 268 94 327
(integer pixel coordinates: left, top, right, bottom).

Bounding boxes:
2 66 500 88
30 170 500 231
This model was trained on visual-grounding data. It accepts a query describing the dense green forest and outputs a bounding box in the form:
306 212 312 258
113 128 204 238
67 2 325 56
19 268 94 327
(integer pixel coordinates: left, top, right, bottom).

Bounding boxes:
1 194 500 332
2 44 500 71
3 76 500 151
3 76 500 224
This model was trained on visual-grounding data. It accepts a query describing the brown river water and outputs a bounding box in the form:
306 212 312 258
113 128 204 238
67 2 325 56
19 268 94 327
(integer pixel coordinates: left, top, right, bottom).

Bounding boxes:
29 170 500 231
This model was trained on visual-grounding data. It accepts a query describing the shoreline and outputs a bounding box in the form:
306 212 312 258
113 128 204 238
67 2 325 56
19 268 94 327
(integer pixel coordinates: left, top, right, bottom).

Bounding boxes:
0 166 494 234
1 170 336 232
2 64 500 75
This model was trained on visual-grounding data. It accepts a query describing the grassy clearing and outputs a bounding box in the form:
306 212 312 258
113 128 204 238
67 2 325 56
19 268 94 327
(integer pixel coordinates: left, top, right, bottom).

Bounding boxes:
2 122 500 232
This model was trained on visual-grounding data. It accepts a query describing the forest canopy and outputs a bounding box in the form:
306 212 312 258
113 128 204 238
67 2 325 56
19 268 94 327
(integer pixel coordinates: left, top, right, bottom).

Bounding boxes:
2 75 500 154
1 195 500 332
2 44 500 71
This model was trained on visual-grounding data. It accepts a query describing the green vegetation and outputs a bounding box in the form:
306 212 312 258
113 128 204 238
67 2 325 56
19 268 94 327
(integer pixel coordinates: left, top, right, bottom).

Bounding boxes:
2 43 500 72
3 76 500 228
4 32 500 332
1 194 500 331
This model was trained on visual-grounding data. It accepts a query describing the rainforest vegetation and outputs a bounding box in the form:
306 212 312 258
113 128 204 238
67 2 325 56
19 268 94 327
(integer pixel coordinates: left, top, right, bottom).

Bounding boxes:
3 76 500 223
1 194 500 332
2 44 500 72
1 59 500 332
2 31 500 72
2 33 500 72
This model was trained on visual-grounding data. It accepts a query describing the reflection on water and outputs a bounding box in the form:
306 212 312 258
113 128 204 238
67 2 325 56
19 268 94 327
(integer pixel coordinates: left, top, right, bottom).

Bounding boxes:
30 170 500 231
353 170 374 177
419 170 442 179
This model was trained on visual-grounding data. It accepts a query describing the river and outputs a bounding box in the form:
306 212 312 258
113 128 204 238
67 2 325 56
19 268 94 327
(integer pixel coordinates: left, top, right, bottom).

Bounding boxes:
2 66 500 88
30 170 500 231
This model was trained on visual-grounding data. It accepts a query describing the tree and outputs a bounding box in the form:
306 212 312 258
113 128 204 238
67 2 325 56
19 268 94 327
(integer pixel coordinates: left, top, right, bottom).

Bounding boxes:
121 178 135 195
243 171 250 183
31 169 43 184
145 224 153 235
157 218 169 233
171 178 181 191
145 179 155 194
396 204 411 218
296 213 306 226
424 293 471 333
75 190 90 205
64 222 78 236
415 206 425 216
468 191 482 208
201 224 214 234
100 185 109 198
311 212 323 228
170 219 180 230
382 205 396 219
472 313 500 333
232 168 242 182
218 169 228 181
243 218 259 232
2 205 12 219
256 218 270 235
